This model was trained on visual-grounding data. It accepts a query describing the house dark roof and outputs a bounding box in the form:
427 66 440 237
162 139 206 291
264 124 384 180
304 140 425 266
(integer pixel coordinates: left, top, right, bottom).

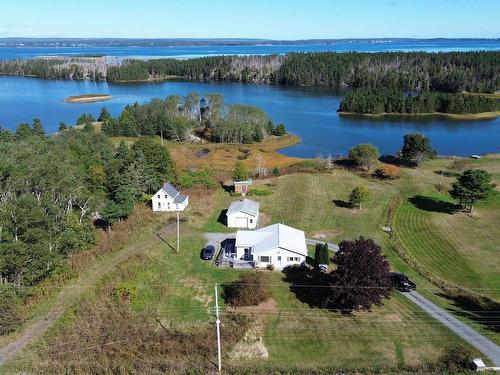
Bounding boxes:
173 194 188 204
158 182 187 204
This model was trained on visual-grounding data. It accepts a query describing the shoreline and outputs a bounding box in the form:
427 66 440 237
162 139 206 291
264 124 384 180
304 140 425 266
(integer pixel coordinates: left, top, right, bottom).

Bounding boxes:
65 94 113 103
111 75 182 83
338 110 500 120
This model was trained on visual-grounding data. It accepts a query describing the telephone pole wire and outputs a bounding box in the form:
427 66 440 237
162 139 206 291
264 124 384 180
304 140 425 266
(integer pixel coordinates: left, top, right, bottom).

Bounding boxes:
215 284 222 373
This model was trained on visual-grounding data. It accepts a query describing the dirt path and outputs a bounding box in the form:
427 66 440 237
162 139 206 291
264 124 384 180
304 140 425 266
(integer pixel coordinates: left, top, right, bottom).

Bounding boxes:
0 230 168 366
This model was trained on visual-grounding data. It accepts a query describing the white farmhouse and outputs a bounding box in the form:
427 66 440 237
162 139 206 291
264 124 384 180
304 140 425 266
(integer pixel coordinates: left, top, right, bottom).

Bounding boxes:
234 223 307 270
151 182 189 212
226 199 260 229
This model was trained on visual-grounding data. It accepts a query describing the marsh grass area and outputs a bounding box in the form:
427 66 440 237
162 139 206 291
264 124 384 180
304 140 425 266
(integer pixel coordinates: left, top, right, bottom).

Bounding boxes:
65 94 112 103
8 153 500 372
168 134 302 173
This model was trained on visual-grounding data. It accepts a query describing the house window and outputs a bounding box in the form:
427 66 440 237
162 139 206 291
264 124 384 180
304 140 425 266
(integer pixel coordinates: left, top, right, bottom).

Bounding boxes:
250 219 253 224
157 195 160 198
157 202 161 208
175 204 179 209
260 256 271 263
287 257 300 262
277 256 281 261
165 195 168 199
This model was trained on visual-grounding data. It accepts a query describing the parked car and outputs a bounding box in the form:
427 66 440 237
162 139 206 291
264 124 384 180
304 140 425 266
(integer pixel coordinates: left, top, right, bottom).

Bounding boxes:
390 272 416 292
202 245 216 260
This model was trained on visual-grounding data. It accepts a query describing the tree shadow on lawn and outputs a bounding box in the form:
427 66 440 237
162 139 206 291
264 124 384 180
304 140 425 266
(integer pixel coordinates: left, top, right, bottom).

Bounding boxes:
332 199 351 209
282 266 329 309
408 195 458 214
435 292 500 333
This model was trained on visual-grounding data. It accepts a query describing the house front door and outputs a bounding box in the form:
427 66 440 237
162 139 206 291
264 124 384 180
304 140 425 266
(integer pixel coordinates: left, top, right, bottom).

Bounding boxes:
244 248 251 261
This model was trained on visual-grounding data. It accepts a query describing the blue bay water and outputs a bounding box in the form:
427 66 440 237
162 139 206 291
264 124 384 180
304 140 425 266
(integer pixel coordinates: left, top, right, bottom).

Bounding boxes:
1 39 500 60
1 76 499 157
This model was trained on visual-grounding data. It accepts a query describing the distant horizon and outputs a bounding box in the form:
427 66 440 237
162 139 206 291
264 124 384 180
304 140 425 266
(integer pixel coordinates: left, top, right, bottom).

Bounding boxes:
1 37 500 41
2 1 499 39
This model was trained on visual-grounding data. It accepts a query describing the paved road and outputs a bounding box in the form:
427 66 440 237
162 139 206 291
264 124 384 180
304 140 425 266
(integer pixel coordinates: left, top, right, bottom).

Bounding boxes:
403 291 500 366
305 238 339 252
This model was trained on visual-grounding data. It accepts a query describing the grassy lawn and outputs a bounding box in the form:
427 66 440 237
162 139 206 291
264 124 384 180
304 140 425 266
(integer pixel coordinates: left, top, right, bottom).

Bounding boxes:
256 171 397 244
6 156 499 372
393 156 500 302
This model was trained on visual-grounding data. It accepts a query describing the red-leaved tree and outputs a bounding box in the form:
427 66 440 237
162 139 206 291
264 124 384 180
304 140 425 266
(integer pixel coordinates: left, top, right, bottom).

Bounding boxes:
325 237 392 311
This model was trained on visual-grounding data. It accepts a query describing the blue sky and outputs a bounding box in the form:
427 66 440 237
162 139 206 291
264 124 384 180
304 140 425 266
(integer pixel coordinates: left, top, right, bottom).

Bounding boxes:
1 0 499 39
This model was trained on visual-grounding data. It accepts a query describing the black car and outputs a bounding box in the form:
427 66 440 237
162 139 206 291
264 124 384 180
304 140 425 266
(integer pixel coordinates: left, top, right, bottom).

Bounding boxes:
202 245 216 260
390 272 416 292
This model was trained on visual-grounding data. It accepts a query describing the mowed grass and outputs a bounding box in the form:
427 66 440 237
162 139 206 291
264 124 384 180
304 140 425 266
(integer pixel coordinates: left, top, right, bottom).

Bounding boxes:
257 171 398 244
393 155 500 301
261 288 461 369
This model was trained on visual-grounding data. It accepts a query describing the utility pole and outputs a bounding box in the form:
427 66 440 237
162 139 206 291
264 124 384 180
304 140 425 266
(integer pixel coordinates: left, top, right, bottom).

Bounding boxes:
176 211 180 253
215 284 222 373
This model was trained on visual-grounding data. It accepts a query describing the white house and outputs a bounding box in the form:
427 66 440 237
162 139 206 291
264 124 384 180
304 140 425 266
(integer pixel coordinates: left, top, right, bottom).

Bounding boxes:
234 223 307 270
152 182 189 212
226 199 260 229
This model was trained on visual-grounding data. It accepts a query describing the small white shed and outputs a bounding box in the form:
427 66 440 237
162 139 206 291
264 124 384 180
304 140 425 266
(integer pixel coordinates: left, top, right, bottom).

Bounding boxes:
226 199 260 229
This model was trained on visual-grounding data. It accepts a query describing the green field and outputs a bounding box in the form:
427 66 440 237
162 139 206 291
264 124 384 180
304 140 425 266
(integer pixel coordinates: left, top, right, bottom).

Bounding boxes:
5 154 500 372
393 156 500 302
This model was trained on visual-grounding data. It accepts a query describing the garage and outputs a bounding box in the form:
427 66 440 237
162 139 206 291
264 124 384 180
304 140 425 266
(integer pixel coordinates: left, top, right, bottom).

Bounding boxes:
235 217 248 228
226 199 260 229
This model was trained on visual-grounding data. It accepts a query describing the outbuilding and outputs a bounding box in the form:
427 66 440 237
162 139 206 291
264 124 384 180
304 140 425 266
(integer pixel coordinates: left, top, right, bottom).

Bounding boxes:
226 199 260 229
234 179 252 195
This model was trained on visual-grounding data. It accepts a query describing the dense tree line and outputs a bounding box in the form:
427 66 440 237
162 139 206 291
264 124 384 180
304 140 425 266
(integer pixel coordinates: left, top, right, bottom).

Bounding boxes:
339 88 499 115
0 122 174 289
101 93 285 144
0 57 107 81
2 51 498 93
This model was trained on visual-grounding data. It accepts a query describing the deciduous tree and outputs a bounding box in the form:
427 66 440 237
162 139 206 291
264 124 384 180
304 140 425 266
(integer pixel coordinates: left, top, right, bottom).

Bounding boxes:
325 237 392 311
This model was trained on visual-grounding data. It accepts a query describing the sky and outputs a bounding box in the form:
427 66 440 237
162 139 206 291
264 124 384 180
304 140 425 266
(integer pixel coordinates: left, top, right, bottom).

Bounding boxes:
0 0 499 40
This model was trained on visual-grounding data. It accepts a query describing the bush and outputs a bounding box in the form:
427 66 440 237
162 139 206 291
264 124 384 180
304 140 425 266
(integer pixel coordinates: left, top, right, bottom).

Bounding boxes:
248 187 272 196
375 164 401 179
223 272 271 307
0 285 24 335
439 344 474 372
176 170 217 189
349 143 380 170
272 167 281 176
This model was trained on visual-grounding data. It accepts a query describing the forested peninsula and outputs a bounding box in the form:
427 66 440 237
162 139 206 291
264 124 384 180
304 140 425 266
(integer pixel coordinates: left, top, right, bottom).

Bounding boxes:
1 51 499 93
338 88 500 117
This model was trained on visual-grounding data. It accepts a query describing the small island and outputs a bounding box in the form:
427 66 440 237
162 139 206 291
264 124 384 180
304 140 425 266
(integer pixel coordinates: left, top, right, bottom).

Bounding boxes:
65 94 112 103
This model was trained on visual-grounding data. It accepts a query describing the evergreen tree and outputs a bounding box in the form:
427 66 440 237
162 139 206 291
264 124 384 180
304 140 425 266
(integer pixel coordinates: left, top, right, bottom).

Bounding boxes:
32 118 44 136
233 160 249 181
348 186 370 210
450 169 495 213
58 122 68 132
98 107 111 122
